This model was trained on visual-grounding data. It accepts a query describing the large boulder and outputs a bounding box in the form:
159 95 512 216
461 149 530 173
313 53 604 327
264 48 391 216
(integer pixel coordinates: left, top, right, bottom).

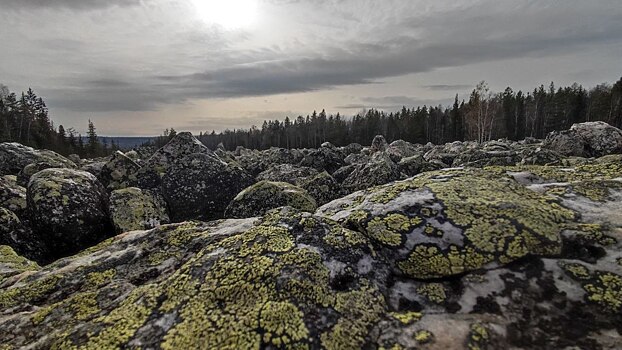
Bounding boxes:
387 139 421 162
99 151 141 191
257 164 319 185
298 145 345 174
27 168 112 259
136 132 215 189
0 176 27 218
342 152 403 192
370 135 389 153
543 121 622 158
570 121 622 157
162 153 254 221
319 167 576 279
0 207 48 264
299 171 342 206
17 160 76 187
109 187 170 233
237 148 303 177
0 245 38 284
542 130 587 157
0 142 75 176
1 159 621 349
225 181 317 218
398 155 440 177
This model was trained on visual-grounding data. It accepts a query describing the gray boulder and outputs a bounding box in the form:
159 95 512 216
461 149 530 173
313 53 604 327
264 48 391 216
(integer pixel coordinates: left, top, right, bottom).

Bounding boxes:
0 207 48 264
162 153 254 221
370 135 389 153
27 168 112 259
109 187 169 233
543 130 587 157
257 164 319 185
0 176 27 218
99 151 141 191
137 132 215 189
571 121 622 157
299 171 342 206
343 152 403 192
0 142 75 176
225 181 317 218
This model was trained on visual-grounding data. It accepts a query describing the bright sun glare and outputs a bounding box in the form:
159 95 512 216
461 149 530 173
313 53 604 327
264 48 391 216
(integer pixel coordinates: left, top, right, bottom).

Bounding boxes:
191 0 259 29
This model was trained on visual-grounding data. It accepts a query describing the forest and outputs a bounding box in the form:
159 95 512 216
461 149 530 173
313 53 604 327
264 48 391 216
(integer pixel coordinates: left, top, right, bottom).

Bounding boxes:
3 79 622 154
0 84 117 157
197 78 622 150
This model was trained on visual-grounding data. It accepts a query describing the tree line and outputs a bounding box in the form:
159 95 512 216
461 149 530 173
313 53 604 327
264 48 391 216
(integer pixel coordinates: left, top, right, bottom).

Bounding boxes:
198 78 622 150
0 84 118 158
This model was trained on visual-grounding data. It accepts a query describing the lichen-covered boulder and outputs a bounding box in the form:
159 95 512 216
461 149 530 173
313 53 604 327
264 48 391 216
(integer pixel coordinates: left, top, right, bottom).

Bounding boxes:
27 168 112 259
344 152 370 165
423 141 475 166
519 146 563 165
341 142 363 156
571 121 622 157
0 142 75 176
109 187 170 233
0 245 38 284
387 139 420 162
80 160 107 179
136 132 215 189
452 148 520 168
0 175 27 217
17 160 77 187
237 148 303 176
298 147 345 174
342 152 403 192
543 129 587 157
332 164 356 183
318 167 576 279
370 135 389 153
398 155 440 177
225 181 317 218
99 151 141 191
299 171 342 206
162 153 254 221
1 186 620 349
257 164 319 185
0 207 49 264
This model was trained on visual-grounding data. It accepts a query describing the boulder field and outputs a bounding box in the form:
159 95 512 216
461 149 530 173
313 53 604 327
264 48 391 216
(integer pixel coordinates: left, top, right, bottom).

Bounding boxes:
0 122 621 349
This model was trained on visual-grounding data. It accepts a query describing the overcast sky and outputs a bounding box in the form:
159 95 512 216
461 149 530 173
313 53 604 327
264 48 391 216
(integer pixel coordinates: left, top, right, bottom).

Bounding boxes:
1 0 621 136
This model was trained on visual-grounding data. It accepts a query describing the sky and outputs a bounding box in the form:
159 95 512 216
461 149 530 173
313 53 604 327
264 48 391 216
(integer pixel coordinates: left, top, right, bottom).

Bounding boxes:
1 0 621 136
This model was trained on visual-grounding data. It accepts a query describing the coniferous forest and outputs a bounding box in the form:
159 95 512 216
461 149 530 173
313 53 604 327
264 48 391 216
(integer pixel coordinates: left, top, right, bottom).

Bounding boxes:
3 79 622 153
0 84 118 157
198 78 622 150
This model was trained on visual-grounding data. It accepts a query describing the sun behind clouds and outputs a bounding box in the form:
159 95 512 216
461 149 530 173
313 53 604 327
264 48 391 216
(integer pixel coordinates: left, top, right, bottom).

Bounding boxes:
190 0 259 29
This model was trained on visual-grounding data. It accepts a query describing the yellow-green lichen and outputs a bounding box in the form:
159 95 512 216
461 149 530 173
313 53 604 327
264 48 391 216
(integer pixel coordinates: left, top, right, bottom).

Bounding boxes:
417 283 447 304
558 261 591 280
583 272 622 312
0 274 62 308
389 311 423 325
414 330 434 344
467 323 490 350
0 245 39 283
85 269 116 289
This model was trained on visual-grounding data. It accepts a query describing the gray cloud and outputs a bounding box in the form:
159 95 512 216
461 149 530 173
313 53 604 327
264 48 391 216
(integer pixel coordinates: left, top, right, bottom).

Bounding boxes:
423 84 472 91
2 0 622 134
2 0 143 10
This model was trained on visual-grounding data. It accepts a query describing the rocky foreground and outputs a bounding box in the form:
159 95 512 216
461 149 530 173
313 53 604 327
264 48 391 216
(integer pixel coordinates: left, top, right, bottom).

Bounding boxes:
1 122 622 349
